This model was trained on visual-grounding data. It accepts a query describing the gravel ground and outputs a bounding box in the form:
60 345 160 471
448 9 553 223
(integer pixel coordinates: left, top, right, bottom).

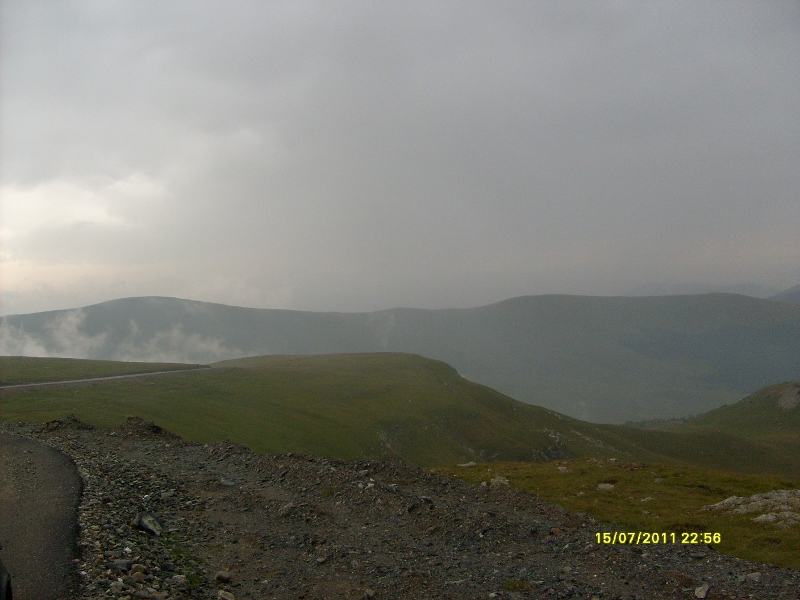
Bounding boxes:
2 416 799 600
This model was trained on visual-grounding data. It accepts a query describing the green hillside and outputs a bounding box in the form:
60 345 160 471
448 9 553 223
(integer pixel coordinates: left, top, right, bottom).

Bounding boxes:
0 353 630 466
0 356 201 386
3 293 800 423
666 380 800 446
2 353 798 476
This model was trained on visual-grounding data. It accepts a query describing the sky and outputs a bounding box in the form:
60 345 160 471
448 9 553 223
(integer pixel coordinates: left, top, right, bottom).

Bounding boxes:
1 1 799 316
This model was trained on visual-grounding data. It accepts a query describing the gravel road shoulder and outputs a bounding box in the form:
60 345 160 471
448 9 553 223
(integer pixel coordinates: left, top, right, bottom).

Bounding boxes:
2 417 799 600
0 431 82 600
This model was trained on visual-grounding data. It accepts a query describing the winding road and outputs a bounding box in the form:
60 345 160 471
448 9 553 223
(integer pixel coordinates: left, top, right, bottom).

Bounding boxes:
0 366 215 598
0 433 82 600
0 365 213 391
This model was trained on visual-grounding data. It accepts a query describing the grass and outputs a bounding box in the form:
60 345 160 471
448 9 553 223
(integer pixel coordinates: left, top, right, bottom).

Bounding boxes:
0 356 202 386
1 353 632 466
437 459 800 569
3 353 800 569
2 354 799 475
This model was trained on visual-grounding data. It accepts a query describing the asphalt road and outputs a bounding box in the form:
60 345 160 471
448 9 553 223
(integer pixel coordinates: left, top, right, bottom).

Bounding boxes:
0 365 213 391
0 433 82 600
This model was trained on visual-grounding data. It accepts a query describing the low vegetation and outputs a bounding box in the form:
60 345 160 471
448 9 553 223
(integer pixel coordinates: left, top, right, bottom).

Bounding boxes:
437 459 800 569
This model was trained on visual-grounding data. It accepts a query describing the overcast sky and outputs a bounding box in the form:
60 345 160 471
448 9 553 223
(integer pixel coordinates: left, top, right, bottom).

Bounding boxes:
1 1 798 315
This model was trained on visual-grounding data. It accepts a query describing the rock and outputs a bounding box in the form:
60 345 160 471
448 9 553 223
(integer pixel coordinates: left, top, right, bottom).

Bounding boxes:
218 591 235 600
457 462 477 467
363 589 375 599
490 475 509 486
745 572 762 583
278 502 296 517
133 512 164 536
597 483 614 491
753 513 778 523
694 583 710 598
216 570 233 583
108 559 134 572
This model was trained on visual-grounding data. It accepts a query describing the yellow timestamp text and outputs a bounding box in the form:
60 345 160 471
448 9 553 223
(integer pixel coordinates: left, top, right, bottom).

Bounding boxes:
595 532 721 545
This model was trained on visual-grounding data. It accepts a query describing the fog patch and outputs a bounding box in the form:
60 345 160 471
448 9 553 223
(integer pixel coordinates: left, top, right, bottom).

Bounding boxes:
1 310 253 364
0 309 107 358
113 324 250 364
0 321 50 356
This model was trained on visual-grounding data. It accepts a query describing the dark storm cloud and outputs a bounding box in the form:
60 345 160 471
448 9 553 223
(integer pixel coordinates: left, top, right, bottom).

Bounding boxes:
1 1 798 314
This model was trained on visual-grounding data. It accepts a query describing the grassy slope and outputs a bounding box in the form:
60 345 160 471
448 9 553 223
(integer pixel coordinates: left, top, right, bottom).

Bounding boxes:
667 381 800 445
1 353 798 475
0 356 201 386
0 353 634 466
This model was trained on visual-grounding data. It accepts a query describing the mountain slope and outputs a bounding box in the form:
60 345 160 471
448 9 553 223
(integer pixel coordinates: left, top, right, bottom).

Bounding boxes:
666 379 800 445
2 354 799 476
3 294 800 423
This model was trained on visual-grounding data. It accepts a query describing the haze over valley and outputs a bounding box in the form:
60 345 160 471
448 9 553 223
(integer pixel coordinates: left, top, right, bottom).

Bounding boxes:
3 289 799 424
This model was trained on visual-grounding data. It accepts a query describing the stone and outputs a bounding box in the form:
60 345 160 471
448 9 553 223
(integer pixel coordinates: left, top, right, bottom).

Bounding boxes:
752 513 778 523
108 559 134 572
597 484 614 491
133 512 164 536
694 583 710 598
215 570 233 583
218 591 235 600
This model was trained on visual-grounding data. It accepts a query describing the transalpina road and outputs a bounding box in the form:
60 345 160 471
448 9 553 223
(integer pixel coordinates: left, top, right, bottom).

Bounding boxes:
0 433 82 600
0 365 214 391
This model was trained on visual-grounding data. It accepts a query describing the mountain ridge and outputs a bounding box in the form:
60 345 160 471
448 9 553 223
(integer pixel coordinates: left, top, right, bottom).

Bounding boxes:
3 293 800 423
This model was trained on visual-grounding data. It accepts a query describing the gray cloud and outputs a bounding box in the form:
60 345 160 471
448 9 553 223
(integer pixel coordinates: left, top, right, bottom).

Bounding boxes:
2 1 798 315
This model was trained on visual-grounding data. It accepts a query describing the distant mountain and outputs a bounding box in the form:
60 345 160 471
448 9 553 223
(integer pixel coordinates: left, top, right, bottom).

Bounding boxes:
628 282 780 298
2 294 800 424
771 283 800 305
